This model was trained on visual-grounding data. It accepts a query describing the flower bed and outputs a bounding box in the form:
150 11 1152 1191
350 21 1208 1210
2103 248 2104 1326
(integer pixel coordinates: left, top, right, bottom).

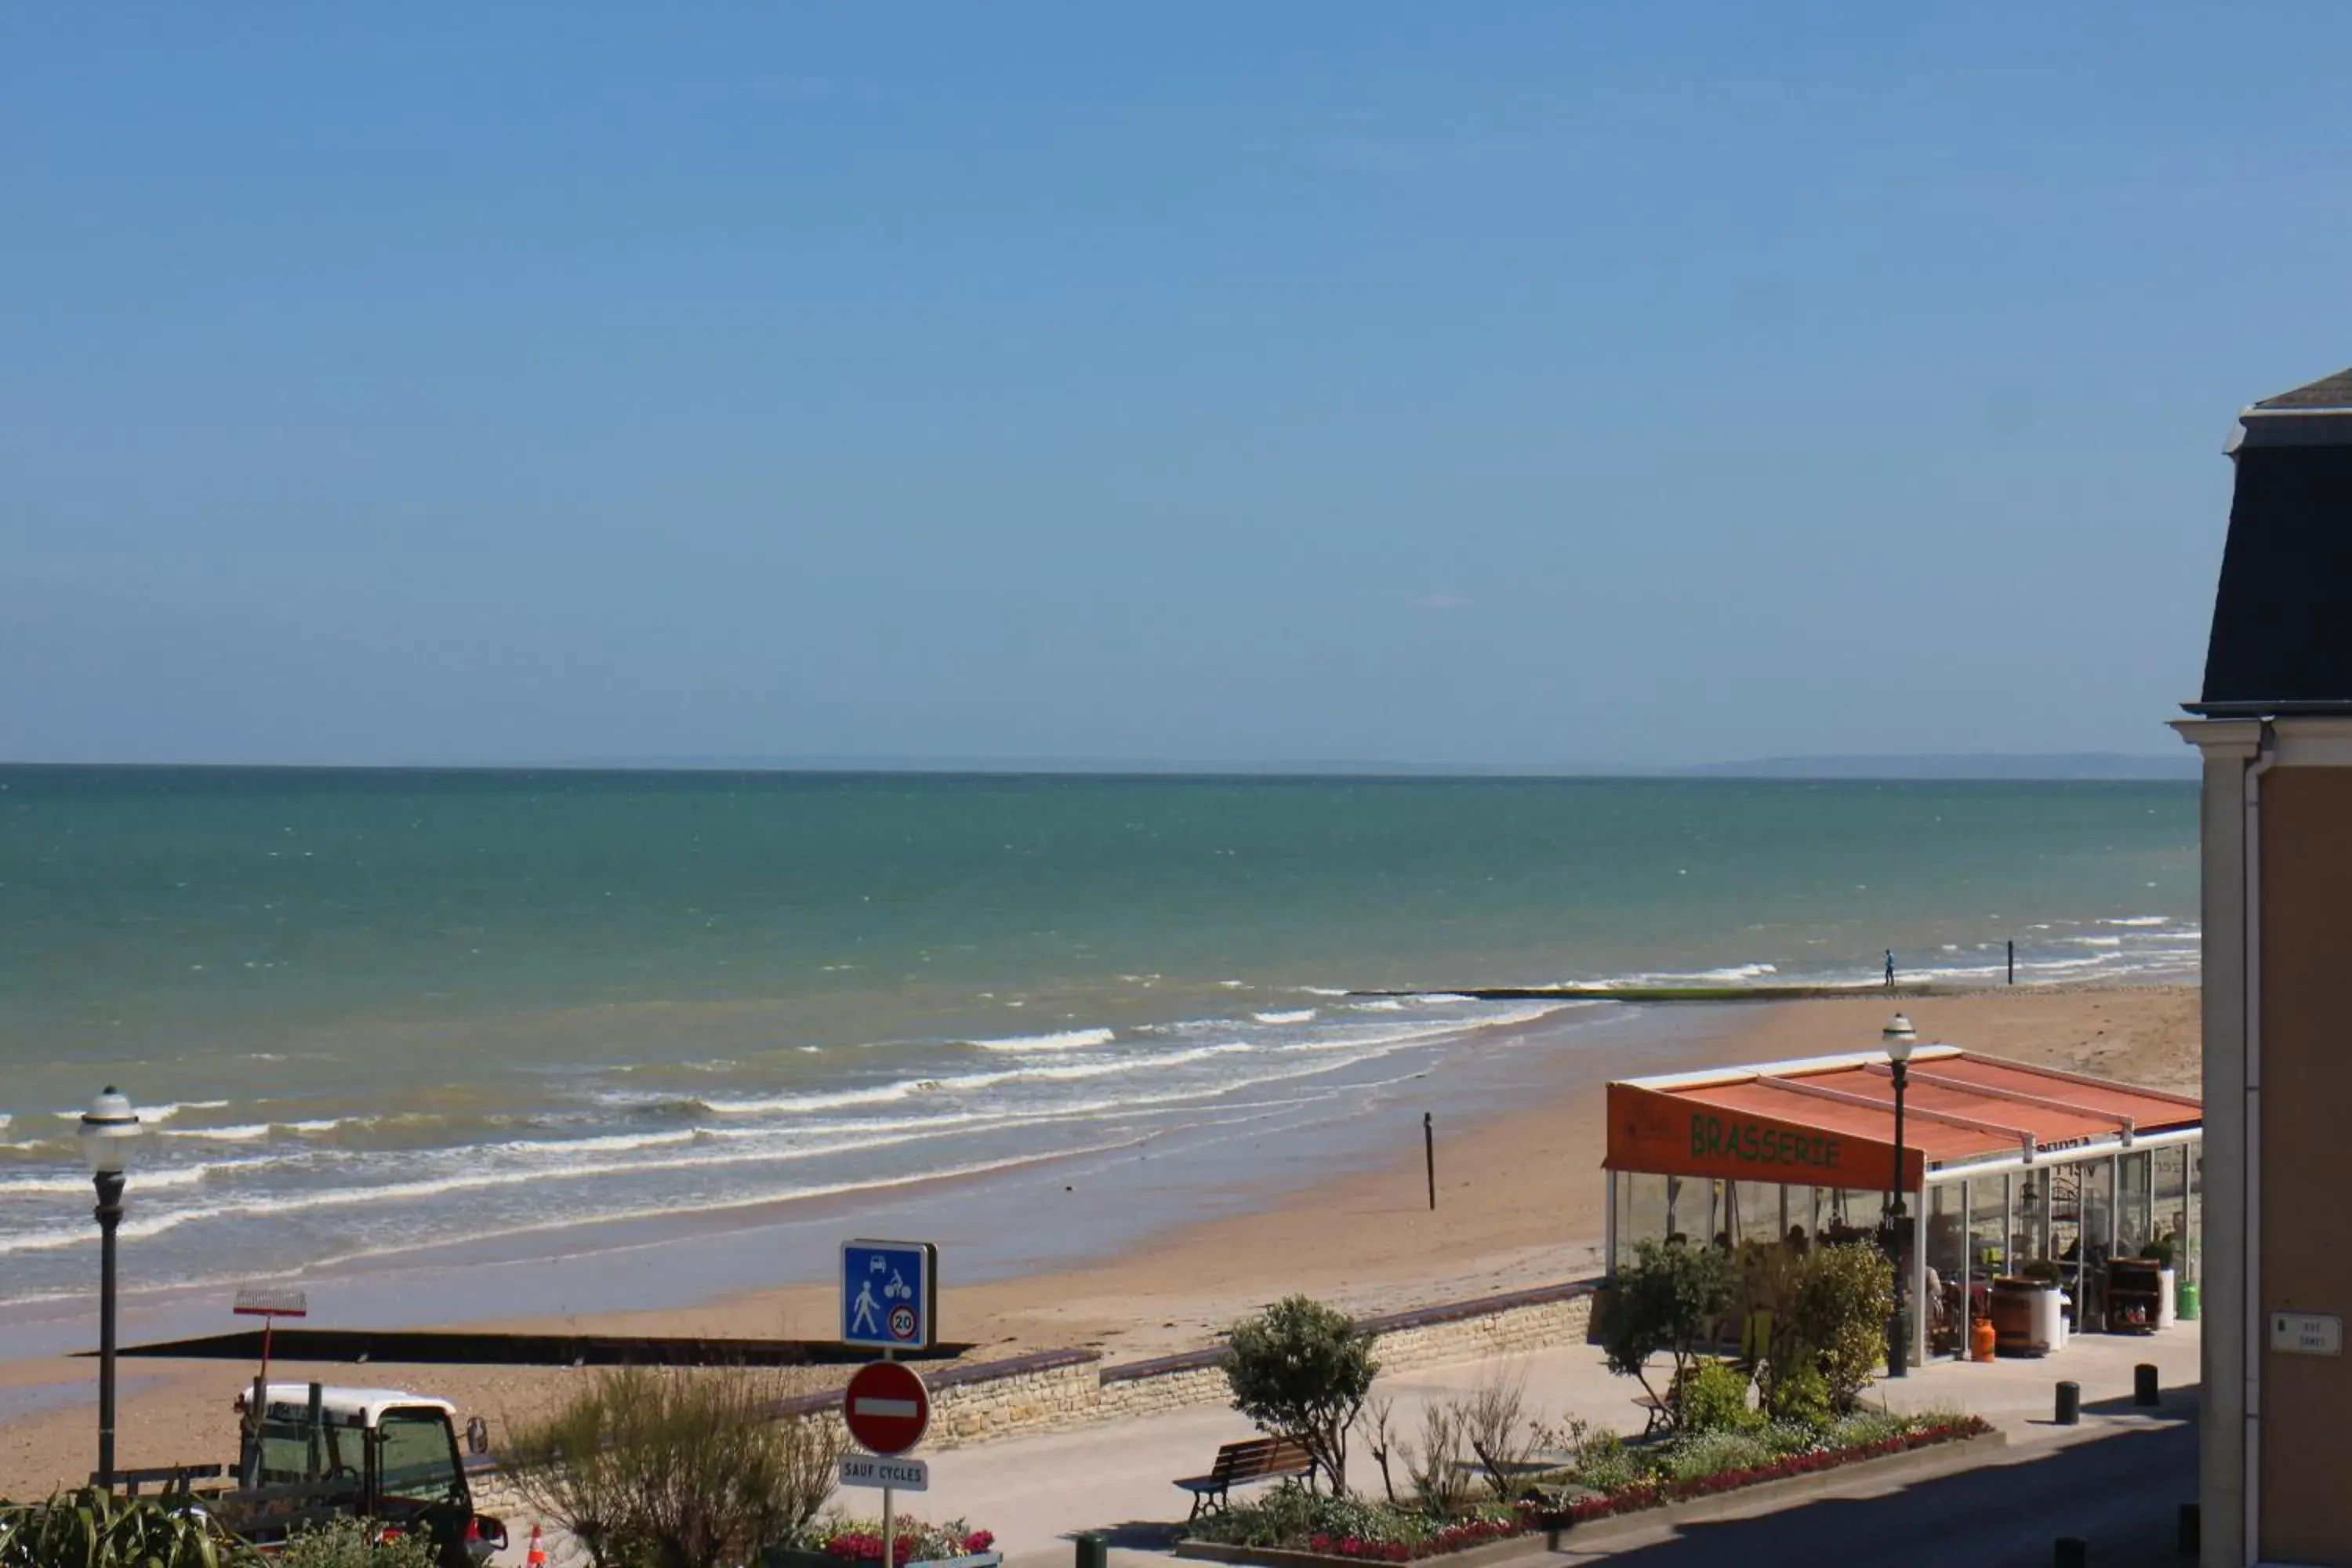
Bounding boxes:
1541 1416 1991 1530
1185 1414 1993 1563
800 1517 996 1564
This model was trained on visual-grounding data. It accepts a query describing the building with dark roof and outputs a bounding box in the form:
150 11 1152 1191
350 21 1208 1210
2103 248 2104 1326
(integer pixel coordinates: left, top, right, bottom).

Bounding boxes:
2174 366 2352 1567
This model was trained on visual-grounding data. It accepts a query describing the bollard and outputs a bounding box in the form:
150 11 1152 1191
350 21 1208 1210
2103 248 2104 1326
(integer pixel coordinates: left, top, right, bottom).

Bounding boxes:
1076 1534 1108 1568
2135 1363 2161 1407
2054 1538 2087 1568
2177 1502 2200 1556
2055 1381 2082 1425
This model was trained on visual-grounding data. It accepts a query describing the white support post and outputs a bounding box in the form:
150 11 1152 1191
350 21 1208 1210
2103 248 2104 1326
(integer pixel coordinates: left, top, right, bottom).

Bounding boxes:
1604 1171 1619 1279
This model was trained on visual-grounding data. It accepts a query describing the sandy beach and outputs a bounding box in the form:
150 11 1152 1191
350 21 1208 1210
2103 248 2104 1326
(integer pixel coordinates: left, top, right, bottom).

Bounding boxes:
0 985 2196 1501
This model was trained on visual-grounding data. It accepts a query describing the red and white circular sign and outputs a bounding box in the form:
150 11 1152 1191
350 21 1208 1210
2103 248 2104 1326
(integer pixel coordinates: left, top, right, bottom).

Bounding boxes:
842 1360 930 1456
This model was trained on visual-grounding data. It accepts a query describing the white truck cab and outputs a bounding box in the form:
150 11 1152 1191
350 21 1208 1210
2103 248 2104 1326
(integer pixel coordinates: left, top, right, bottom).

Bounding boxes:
230 1383 503 1566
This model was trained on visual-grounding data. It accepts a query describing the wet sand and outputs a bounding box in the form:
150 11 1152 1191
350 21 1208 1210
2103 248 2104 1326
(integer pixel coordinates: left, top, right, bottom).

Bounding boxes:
0 984 2196 1500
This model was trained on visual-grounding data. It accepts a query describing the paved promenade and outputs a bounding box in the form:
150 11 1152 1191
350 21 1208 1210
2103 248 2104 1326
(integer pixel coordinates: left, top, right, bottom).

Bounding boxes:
910 1322 2201 1568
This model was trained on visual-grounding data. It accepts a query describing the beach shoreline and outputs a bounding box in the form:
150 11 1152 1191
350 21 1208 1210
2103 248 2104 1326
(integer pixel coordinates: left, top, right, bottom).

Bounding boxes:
0 983 2195 1500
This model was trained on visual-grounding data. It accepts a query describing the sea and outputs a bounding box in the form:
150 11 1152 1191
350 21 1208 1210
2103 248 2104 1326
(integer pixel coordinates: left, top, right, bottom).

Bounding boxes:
0 767 2200 1317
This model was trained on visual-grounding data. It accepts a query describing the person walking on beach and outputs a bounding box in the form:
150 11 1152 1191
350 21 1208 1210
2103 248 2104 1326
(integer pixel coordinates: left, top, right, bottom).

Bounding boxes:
1884 949 1896 989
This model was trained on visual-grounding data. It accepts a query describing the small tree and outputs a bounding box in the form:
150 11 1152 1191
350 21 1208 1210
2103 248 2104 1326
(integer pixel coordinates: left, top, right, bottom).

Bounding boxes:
1224 1296 1379 1494
1602 1238 1736 1428
502 1368 846 1568
1791 1243 1894 1413
1462 1367 1541 1502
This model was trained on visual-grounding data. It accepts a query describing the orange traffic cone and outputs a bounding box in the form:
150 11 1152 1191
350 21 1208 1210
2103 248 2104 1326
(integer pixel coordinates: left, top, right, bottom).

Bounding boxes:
525 1525 547 1568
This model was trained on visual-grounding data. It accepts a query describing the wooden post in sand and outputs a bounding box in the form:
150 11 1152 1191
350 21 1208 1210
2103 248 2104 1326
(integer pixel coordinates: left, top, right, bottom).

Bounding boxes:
2008 940 2016 985
1424 1112 1436 1210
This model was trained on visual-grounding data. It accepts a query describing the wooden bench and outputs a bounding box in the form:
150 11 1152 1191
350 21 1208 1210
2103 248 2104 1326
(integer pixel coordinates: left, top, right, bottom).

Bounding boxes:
1173 1437 1316 1519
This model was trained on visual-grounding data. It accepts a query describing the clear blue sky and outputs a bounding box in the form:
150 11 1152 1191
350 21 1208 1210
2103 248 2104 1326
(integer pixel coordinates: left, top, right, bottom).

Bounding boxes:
5 5 2344 768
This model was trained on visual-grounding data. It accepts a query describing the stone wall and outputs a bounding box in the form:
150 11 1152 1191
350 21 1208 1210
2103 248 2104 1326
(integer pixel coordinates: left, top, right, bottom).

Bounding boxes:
887 1280 1598 1447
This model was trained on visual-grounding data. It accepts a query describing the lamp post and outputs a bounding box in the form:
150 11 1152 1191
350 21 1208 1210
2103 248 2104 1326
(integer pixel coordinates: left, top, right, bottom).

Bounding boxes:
1882 1014 1916 1378
78 1086 142 1490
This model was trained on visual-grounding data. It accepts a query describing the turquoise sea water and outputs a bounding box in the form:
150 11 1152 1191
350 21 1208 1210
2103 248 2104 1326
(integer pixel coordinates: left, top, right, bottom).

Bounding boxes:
0 767 2198 1307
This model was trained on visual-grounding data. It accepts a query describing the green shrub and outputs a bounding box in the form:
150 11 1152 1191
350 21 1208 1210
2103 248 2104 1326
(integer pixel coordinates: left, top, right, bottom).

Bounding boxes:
1660 1429 1773 1483
1762 1359 1831 1428
1820 1408 1908 1450
1792 1245 1895 1413
500 1368 846 1568
1225 1298 1380 1495
1602 1240 1736 1428
1567 1428 1640 1494
0 1490 250 1568
1670 1361 1755 1435
276 1519 438 1568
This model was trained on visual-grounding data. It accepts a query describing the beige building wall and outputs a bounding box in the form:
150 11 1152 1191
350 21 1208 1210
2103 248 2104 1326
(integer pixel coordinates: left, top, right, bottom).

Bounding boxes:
2253 764 2352 1563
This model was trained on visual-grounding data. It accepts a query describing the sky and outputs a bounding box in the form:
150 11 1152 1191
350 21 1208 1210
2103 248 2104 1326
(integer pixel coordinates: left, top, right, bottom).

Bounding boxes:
5 5 2348 769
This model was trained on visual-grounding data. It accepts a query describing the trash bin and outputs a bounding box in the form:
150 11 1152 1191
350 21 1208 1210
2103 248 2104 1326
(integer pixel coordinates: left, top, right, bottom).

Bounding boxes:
2177 1280 2201 1321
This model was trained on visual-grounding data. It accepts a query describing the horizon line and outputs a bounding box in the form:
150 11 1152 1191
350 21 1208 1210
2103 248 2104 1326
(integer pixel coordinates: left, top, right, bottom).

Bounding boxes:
0 750 2200 782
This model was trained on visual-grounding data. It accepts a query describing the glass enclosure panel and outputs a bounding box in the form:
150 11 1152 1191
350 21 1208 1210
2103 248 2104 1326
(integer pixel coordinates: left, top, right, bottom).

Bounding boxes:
1820 1187 1884 1246
1725 1179 1784 1248
1664 1174 1692 1245
1926 1181 1968 1355
1616 1172 1668 1273
2021 1165 2056 1272
2075 1157 2116 1328
2154 1145 2187 1266
2185 1144 2203 1286
1967 1171 2009 1338
2117 1150 2153 1258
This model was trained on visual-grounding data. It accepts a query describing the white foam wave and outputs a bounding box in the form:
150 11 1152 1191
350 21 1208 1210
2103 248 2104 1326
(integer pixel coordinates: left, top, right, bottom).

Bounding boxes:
497 1129 702 1158
2102 916 2171 927
699 1083 916 1116
1596 963 1780 988
258 1136 1160 1283
49 1100 230 1124
1352 998 1406 1011
967 1027 1116 1053
1253 1009 1316 1025
160 1124 274 1142
0 1164 219 1198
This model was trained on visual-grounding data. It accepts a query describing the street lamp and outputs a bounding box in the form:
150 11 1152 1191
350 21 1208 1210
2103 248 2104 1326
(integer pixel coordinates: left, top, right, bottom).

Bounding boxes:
78 1086 141 1490
1882 1014 1917 1378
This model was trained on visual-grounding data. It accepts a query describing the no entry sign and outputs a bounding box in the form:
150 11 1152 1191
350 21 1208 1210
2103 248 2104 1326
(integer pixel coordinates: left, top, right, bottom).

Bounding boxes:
842 1360 930 1457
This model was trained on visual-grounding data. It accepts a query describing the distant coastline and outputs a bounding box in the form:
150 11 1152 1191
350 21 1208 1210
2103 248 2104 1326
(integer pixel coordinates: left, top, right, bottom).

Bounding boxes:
1 752 2200 780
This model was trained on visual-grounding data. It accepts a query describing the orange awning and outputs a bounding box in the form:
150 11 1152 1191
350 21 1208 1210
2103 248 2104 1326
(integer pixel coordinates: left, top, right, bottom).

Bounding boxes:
1604 1047 2200 1190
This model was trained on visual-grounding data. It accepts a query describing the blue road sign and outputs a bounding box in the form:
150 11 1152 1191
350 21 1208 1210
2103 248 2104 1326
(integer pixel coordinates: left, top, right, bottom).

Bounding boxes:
841 1239 936 1350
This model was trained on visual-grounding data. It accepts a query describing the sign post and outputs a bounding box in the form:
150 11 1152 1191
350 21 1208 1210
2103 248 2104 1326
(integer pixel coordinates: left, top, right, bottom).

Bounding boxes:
842 1359 930 1568
840 1247 935 1568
